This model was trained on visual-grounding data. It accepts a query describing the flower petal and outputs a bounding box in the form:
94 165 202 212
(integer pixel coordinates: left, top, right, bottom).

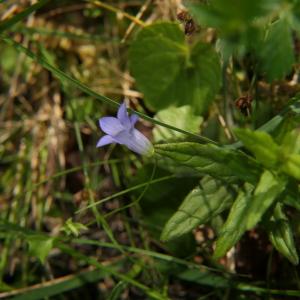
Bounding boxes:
130 114 139 126
117 102 131 129
99 117 124 136
114 128 153 155
96 135 115 147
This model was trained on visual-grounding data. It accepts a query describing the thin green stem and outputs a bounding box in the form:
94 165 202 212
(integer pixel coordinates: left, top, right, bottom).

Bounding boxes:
76 174 175 213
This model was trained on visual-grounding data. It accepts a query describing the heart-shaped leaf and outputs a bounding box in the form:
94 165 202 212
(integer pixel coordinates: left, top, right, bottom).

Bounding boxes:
27 235 54 263
129 22 221 113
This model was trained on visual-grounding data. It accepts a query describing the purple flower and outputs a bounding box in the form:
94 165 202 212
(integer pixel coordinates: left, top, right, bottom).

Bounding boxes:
97 102 154 156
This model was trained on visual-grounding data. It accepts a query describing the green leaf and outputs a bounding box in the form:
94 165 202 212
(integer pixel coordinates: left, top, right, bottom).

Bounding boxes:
280 128 300 180
155 142 261 184
279 130 300 180
177 268 229 289
131 165 198 257
282 153 300 180
189 0 272 29
281 129 300 155
213 188 251 259
161 176 234 241
214 170 286 259
235 128 300 179
245 170 286 230
290 0 300 32
129 22 221 113
27 235 54 263
130 22 185 111
283 179 300 211
153 105 203 142
268 204 299 265
273 107 300 144
284 194 300 211
234 128 280 168
257 18 295 81
60 218 88 237
230 97 300 150
188 0 278 52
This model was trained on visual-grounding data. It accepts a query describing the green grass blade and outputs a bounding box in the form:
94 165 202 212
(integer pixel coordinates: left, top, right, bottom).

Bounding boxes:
28 158 130 192
58 243 168 300
4 267 121 300
178 269 300 297
72 120 126 258
0 0 49 33
76 174 175 213
73 238 234 275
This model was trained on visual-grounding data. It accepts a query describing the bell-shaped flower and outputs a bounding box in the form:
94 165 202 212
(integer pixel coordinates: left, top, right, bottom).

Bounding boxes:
97 102 154 156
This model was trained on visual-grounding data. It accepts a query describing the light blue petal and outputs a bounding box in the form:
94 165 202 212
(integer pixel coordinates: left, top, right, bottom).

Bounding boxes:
114 128 153 155
99 117 124 136
96 135 115 147
130 114 139 126
117 102 131 129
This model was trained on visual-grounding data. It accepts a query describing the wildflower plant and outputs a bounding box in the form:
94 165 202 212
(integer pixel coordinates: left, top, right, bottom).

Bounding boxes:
2 0 300 299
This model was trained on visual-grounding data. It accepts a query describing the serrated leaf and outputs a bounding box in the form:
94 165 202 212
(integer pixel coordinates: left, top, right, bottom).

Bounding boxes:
245 170 286 230
153 105 203 142
234 128 280 168
257 18 295 81
161 176 234 241
129 22 221 113
213 189 251 259
268 204 299 265
155 142 261 184
27 235 54 263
